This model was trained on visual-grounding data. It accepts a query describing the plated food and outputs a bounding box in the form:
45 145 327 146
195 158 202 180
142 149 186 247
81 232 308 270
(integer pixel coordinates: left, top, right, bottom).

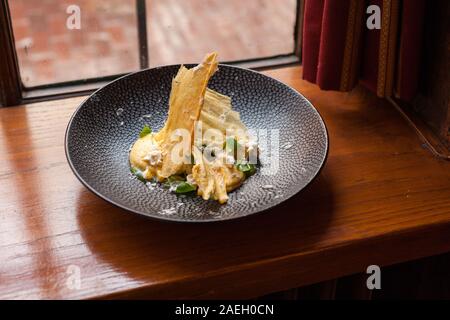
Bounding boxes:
129 53 258 204
65 56 328 222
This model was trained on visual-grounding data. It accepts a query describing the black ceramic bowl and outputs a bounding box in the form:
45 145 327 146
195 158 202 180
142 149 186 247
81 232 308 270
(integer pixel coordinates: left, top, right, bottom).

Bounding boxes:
65 64 328 222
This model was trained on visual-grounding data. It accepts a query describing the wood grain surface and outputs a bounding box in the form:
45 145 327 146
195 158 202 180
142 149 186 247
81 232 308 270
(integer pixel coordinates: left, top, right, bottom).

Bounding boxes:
1 66 450 299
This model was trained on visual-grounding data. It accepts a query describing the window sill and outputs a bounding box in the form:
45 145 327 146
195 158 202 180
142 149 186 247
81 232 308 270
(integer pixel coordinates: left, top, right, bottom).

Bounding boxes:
20 55 301 105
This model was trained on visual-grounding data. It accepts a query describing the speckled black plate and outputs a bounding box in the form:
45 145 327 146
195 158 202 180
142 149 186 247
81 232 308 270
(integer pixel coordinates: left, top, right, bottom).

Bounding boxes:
65 64 328 222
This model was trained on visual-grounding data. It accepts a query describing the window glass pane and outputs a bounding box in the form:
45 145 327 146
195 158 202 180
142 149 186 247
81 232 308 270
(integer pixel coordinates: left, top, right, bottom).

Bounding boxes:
8 0 298 88
147 0 298 66
9 0 140 87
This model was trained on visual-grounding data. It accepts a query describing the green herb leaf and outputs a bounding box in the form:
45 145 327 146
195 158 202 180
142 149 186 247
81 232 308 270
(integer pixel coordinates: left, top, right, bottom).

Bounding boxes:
139 125 152 138
130 167 146 182
163 175 186 189
225 137 247 162
168 175 185 183
236 162 256 177
175 182 197 194
224 137 238 155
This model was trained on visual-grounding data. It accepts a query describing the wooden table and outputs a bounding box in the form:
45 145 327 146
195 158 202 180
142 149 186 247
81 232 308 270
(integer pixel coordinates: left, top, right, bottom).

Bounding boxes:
1 66 450 299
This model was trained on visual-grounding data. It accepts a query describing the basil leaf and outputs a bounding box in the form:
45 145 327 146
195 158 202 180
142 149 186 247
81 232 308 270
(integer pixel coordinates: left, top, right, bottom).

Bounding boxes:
163 175 186 189
175 182 197 194
168 175 185 183
139 125 152 138
224 137 238 156
130 167 146 182
236 162 256 177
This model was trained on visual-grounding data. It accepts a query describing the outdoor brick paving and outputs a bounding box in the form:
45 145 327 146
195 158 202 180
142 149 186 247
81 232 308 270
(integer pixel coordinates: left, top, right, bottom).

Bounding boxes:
9 0 296 87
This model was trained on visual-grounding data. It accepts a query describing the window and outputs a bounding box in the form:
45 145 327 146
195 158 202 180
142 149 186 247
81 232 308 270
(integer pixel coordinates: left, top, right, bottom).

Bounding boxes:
9 0 141 87
146 0 298 66
1 0 302 106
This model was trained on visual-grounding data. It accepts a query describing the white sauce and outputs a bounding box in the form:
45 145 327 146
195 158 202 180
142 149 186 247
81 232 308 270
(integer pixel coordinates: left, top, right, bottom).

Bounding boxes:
246 136 258 153
186 174 197 186
143 140 163 166
225 154 235 165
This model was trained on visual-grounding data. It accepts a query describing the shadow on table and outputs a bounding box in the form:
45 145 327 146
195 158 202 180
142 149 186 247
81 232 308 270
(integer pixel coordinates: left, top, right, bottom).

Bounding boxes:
76 173 336 286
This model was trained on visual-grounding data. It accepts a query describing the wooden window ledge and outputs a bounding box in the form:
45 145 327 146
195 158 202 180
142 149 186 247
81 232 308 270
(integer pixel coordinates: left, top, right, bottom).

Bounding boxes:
0 66 449 299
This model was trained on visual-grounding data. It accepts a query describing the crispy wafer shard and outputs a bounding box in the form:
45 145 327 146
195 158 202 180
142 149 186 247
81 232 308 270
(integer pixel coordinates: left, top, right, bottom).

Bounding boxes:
155 52 218 179
129 52 254 204
199 88 249 145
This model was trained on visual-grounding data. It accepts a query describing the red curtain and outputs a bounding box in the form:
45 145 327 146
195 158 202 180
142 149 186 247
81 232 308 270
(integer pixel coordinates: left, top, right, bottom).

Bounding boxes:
302 0 426 101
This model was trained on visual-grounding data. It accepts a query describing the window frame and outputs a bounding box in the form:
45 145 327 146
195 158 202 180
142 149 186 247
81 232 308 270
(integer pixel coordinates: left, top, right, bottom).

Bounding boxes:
0 0 303 107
